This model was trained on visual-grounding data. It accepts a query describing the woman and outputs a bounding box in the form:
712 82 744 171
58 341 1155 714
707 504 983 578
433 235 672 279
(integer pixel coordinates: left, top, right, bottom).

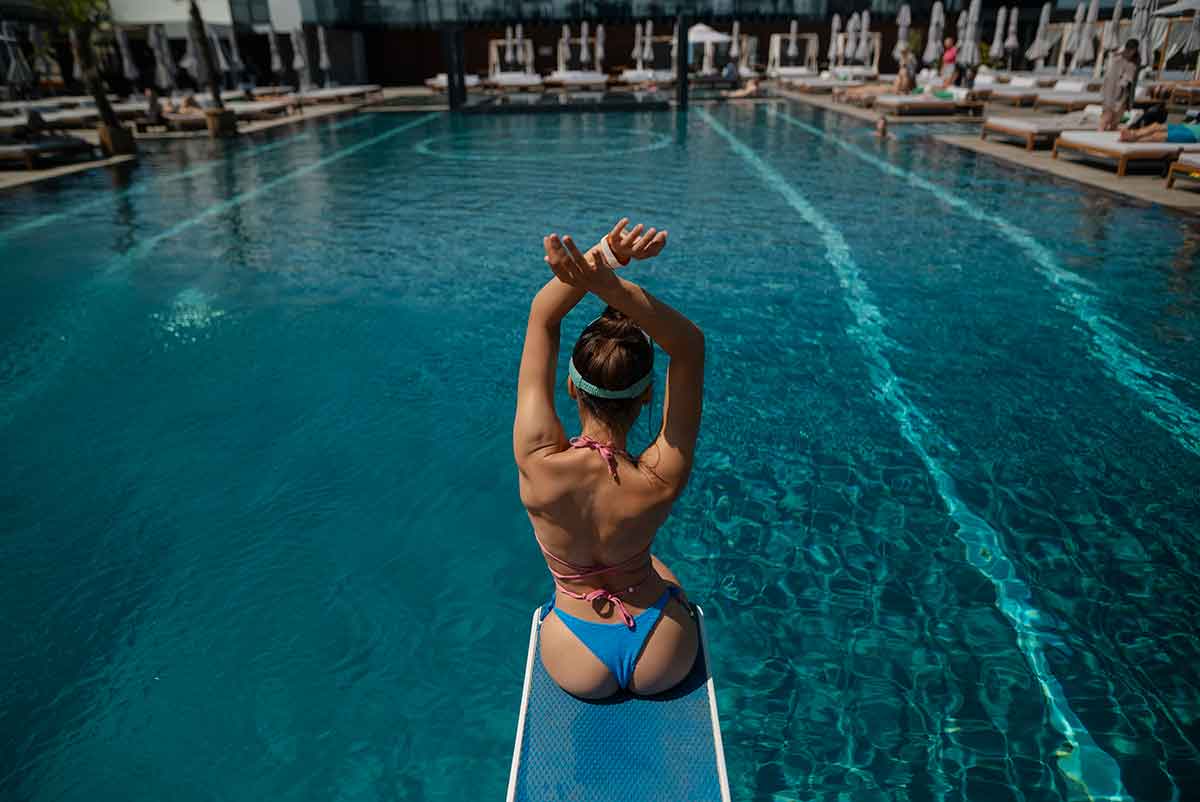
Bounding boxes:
1119 121 1200 144
513 219 705 700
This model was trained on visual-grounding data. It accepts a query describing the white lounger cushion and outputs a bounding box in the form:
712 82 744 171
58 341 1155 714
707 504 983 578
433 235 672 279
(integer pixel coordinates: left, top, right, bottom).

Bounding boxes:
1178 153 1200 168
425 74 481 88
1059 131 1200 154
1008 76 1038 88
987 110 1099 133
1038 91 1102 104
775 65 816 78
547 70 607 84
490 72 543 87
1052 79 1088 92
876 94 955 107
792 78 864 88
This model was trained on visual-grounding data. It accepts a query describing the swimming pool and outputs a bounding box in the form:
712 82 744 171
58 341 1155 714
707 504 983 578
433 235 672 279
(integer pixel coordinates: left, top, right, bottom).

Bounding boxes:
2 105 1198 802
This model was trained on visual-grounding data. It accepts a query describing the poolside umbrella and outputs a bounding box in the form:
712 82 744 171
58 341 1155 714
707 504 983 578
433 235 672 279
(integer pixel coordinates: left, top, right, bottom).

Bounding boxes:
267 29 282 77
68 28 83 81
788 19 799 58
991 7 1008 62
1132 0 1152 67
923 3 944 65
856 10 873 64
207 24 230 76
504 25 514 64
643 20 654 64
670 21 678 64
30 24 59 80
1006 7 1021 53
179 24 203 83
959 0 983 67
317 26 331 85
515 24 525 65
151 25 175 90
115 26 139 83
291 27 311 91
1183 12 1200 56
632 22 642 64
1064 1 1085 56
730 20 740 59
1072 0 1102 69
227 29 244 76
580 21 590 65
1027 2 1054 64
595 25 604 69
829 14 842 63
894 4 911 61
845 13 860 64
1102 0 1124 53
5 23 33 88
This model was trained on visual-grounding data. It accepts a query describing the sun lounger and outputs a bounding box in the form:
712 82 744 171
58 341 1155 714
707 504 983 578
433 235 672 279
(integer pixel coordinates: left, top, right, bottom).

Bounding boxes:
1053 130 1200 176
990 76 1040 106
831 65 878 80
251 85 295 96
1034 91 1102 111
190 90 247 104
109 101 149 121
425 73 482 90
769 65 817 79
486 72 545 90
136 112 208 133
1166 153 1200 188
875 89 983 116
224 99 299 120
545 70 609 89
0 135 95 170
506 603 729 802
1169 84 1200 106
40 108 100 128
785 77 864 93
299 85 383 104
981 108 1103 150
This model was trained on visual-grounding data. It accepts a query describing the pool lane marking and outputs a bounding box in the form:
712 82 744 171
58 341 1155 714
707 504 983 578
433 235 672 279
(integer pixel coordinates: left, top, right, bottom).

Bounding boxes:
96 113 438 274
0 113 375 244
0 113 438 426
697 108 1131 802
763 105 1200 460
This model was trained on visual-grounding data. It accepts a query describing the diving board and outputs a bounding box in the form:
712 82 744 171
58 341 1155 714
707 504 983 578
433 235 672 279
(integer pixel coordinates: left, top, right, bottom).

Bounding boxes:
506 604 730 802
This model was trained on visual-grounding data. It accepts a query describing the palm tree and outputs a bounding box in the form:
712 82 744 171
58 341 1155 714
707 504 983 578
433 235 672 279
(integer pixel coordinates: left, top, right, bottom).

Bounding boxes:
33 0 136 154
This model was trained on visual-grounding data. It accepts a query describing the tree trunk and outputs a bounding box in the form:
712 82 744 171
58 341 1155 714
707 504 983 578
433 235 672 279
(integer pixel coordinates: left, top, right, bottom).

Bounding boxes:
189 0 224 110
72 22 120 130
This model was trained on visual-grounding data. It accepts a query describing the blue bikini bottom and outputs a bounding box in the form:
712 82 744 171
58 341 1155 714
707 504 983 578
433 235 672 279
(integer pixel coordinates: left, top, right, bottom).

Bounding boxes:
542 586 681 690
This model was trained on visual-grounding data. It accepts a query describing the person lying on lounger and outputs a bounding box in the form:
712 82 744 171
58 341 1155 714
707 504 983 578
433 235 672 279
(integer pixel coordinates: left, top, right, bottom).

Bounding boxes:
721 78 764 99
1118 122 1200 144
842 47 917 100
515 218 703 700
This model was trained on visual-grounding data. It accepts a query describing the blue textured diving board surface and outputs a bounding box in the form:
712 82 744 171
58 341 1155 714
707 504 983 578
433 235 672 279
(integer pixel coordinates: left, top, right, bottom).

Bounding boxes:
506 604 730 802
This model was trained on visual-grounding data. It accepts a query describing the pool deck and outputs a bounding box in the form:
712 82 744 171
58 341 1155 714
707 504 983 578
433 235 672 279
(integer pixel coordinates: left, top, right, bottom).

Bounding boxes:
780 88 1200 215
0 87 413 193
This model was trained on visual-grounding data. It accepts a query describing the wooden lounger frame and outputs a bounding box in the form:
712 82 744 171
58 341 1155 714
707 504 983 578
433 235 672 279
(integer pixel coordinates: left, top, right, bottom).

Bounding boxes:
877 98 984 117
1053 137 1181 177
1166 159 1200 188
980 120 1059 151
990 91 1038 107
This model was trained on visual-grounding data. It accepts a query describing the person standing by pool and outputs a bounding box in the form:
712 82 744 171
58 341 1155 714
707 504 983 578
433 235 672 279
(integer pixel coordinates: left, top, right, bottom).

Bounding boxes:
514 219 704 700
941 37 958 81
1101 39 1141 131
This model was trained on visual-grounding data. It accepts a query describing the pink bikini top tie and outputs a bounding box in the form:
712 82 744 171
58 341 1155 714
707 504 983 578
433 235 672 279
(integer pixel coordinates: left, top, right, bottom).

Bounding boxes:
569 435 630 480
535 435 649 629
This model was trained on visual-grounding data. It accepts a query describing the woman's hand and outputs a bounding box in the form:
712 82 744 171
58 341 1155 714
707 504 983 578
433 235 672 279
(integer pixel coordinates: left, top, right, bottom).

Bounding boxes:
606 217 669 264
543 233 619 292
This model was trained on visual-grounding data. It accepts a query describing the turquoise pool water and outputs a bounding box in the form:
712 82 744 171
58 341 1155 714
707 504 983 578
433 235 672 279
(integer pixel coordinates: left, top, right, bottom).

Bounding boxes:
2 105 1198 802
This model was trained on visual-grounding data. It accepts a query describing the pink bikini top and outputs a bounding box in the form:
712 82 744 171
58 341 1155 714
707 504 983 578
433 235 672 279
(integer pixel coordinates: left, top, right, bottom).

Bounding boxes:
534 435 652 628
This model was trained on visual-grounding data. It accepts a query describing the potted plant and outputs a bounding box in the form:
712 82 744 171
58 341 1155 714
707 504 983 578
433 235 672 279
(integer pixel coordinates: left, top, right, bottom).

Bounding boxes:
33 0 136 156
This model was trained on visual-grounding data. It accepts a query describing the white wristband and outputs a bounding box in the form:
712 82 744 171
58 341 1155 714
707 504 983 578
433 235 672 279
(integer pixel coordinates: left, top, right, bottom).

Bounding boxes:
597 235 624 268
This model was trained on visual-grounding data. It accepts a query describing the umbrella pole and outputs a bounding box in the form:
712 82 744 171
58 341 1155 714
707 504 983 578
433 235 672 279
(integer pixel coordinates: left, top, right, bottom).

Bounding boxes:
676 12 688 109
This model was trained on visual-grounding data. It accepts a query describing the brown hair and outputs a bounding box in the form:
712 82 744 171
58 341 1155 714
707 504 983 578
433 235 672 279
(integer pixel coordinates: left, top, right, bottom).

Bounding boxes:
571 306 654 432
